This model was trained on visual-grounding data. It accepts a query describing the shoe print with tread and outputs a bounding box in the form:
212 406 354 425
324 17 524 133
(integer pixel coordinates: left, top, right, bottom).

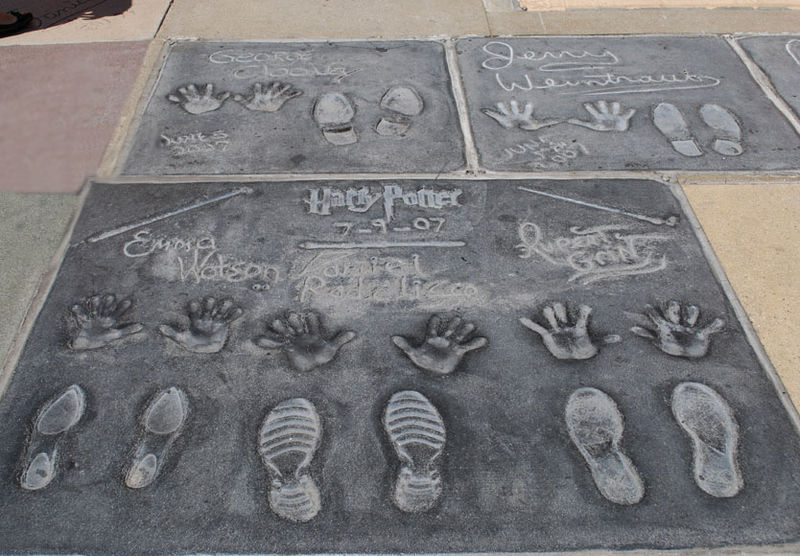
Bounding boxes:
21 384 86 491
672 382 743 498
376 86 424 136
653 103 702 157
313 93 357 145
125 387 188 489
383 390 446 512
565 387 644 505
258 398 322 522
699 104 743 157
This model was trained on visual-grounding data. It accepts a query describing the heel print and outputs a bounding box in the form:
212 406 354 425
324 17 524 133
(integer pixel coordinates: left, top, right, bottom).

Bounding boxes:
672 382 743 498
383 390 445 512
21 384 86 491
653 103 702 157
313 93 357 145
565 387 644 505
258 398 322 522
699 104 743 156
376 86 424 136
125 387 188 489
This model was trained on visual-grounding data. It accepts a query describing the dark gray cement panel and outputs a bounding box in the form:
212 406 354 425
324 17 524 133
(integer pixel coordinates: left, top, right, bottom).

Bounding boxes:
456 36 800 171
1 179 800 554
122 41 464 175
738 35 800 120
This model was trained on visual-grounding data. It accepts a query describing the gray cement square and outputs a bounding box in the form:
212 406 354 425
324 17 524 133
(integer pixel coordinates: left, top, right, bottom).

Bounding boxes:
737 35 800 122
2 178 800 553
456 36 800 172
121 41 465 175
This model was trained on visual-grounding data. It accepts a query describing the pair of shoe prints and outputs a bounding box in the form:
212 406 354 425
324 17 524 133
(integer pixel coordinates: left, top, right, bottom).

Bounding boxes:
4 34 800 555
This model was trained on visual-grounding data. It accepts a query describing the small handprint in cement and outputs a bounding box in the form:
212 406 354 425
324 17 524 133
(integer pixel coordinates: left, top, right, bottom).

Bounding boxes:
567 101 636 132
69 294 144 350
254 310 356 372
158 296 244 354
168 84 230 115
234 82 302 112
630 300 725 358
481 100 560 131
392 314 488 375
520 303 609 361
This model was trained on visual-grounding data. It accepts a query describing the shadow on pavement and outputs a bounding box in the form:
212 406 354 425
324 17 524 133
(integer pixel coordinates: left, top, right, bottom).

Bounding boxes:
1 0 131 31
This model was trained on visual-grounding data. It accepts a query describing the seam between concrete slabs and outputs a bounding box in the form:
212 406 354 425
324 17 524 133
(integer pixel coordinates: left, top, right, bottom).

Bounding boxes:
726 33 800 138
109 34 800 179
445 38 481 174
671 181 800 423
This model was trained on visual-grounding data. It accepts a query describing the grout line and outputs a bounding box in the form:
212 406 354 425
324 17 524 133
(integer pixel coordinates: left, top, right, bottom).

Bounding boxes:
154 0 176 37
0 184 91 399
670 182 800 437
445 39 481 174
725 34 800 139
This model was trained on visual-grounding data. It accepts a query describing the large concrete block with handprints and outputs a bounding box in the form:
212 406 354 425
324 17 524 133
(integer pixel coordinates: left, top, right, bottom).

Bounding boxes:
456 36 800 171
121 41 465 175
1 179 799 553
737 35 800 121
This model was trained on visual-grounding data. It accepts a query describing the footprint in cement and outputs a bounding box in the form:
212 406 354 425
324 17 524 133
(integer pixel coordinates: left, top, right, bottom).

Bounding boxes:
20 384 86 491
672 382 743 498
125 387 188 489
652 103 703 157
258 398 322 522
699 104 743 156
383 390 446 512
375 86 424 136
313 92 357 145
565 387 644 505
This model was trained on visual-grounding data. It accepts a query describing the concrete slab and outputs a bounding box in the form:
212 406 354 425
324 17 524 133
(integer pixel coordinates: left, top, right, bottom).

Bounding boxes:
487 8 800 35
157 0 489 40
1 178 799 553
457 35 800 172
682 182 800 404
0 192 77 372
0 41 150 193
0 0 171 45
737 35 800 121
121 41 465 176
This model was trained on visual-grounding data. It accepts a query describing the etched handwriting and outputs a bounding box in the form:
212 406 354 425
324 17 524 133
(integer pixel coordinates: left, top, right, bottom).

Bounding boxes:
208 50 360 83
500 137 589 167
160 130 230 156
495 71 721 96
304 185 463 223
481 41 620 72
123 230 217 258
517 222 671 284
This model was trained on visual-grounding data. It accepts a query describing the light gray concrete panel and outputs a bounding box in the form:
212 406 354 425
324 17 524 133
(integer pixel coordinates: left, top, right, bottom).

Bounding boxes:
738 35 800 121
456 36 800 171
1 179 799 553
122 41 465 175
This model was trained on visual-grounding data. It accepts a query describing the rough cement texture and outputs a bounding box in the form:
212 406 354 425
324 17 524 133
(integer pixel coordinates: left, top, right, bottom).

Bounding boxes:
0 192 77 371
0 41 150 192
1 179 799 554
122 41 465 175
737 35 800 120
456 35 800 171
157 0 489 40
